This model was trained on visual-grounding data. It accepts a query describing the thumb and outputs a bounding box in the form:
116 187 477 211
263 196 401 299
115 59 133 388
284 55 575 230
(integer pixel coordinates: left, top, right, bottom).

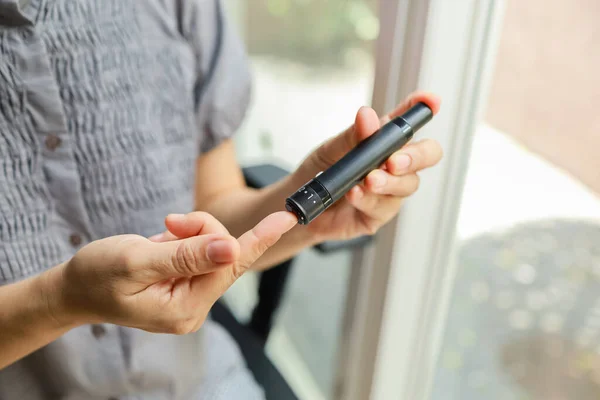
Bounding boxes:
137 233 240 279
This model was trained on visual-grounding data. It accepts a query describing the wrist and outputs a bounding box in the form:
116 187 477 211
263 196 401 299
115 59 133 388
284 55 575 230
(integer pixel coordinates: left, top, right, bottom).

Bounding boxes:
36 263 85 331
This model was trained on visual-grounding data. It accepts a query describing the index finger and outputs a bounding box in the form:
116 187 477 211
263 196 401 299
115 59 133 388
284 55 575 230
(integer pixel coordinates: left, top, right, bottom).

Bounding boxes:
236 211 298 270
380 91 441 125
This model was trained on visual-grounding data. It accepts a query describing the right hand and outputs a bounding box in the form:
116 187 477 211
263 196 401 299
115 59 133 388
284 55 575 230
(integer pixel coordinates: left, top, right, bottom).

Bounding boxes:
45 211 297 334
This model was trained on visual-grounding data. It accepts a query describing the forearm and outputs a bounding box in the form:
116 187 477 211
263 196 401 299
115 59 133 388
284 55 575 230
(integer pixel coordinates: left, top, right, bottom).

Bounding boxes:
0 264 76 369
201 174 320 270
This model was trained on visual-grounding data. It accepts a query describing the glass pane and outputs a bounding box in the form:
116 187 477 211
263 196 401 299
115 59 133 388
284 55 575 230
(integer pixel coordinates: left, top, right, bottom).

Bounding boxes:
228 0 378 167
221 1 378 398
432 1 600 399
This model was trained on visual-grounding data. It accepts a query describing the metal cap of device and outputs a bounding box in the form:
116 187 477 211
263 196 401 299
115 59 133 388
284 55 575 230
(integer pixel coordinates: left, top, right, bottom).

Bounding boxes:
396 102 433 131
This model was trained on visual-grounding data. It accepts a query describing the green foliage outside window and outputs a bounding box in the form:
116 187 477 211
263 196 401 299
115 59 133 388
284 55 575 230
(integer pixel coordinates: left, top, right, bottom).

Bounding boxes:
245 0 378 66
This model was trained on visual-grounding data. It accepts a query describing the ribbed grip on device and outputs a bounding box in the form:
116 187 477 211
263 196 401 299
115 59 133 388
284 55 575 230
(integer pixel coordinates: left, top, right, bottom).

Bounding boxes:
285 179 332 224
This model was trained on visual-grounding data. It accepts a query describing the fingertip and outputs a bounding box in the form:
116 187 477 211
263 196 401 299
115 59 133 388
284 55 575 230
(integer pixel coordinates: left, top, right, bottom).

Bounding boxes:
411 91 441 115
355 105 373 120
282 211 300 229
356 106 378 123
365 169 388 191
426 138 444 164
269 211 299 233
165 213 187 233
355 106 380 141
386 92 441 122
388 153 413 175
166 213 185 223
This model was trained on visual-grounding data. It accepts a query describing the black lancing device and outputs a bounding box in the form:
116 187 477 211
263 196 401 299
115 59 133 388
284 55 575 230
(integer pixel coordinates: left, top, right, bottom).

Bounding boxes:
285 102 434 225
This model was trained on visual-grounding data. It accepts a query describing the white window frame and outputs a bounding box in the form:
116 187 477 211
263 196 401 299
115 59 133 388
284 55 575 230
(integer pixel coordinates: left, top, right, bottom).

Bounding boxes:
334 1 507 399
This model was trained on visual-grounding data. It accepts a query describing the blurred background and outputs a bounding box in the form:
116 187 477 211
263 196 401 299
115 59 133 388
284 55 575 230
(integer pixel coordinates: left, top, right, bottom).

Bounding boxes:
219 0 600 399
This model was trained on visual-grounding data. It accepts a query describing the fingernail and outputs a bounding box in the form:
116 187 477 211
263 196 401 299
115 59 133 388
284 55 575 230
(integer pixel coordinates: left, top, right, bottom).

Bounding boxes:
168 213 185 221
393 154 412 171
371 171 387 188
206 240 234 264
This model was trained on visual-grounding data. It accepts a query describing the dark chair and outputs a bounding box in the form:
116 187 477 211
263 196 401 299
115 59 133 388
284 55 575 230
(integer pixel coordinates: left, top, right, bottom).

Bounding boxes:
210 163 372 399
210 300 299 400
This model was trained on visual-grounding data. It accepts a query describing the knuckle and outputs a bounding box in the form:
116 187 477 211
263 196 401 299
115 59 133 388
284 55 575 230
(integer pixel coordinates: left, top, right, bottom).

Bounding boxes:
410 174 421 192
188 311 210 333
359 214 379 236
397 174 420 197
173 242 199 274
401 175 420 196
364 222 379 236
431 139 444 158
413 145 427 167
234 259 251 274
237 227 282 271
231 265 247 280
251 229 273 257
118 249 139 272
167 319 195 335
188 320 204 333
263 234 280 252
420 139 443 164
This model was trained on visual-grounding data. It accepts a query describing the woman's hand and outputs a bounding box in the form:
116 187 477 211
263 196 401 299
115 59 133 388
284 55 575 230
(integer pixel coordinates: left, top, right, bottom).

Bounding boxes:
150 92 443 273
47 211 297 334
293 91 443 241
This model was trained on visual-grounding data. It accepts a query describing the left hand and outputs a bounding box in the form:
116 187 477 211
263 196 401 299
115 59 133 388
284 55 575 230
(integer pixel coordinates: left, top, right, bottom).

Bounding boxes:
293 91 443 242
